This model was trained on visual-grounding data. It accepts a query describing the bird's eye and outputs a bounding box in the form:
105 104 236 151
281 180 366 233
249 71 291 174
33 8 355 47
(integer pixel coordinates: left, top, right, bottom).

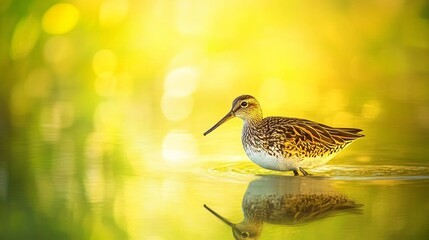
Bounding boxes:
240 101 248 108
241 231 249 238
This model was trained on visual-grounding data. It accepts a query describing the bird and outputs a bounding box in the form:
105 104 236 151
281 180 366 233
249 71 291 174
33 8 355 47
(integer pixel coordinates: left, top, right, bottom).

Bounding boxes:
203 95 364 176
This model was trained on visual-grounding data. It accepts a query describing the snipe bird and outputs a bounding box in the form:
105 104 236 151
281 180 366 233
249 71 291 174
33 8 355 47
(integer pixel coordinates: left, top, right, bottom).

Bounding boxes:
203 95 364 176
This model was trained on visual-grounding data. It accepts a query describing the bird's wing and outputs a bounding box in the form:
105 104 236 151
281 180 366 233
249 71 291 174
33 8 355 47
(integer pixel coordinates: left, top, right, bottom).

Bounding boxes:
267 117 363 148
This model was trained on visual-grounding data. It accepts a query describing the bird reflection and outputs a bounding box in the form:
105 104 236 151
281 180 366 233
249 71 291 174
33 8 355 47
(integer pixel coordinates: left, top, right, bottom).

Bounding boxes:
204 176 363 240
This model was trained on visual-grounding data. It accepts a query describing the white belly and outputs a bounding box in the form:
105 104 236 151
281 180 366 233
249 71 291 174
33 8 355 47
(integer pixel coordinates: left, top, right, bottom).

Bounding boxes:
245 147 337 171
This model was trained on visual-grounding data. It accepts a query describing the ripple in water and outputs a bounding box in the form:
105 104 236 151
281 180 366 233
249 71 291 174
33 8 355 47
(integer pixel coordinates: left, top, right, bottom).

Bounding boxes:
206 161 429 181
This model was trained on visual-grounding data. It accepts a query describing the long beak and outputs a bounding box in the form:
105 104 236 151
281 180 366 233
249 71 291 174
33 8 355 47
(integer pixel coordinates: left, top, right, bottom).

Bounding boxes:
203 204 235 227
203 111 234 136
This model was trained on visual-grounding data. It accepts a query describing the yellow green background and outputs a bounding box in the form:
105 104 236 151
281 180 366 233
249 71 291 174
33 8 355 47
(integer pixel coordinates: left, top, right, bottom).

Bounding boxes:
1 0 429 239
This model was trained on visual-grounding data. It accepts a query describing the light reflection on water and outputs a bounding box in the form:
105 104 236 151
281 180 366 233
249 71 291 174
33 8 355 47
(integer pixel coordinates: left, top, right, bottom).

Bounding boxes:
1 128 429 239
2 97 429 239
202 164 429 240
206 161 429 179
204 175 364 240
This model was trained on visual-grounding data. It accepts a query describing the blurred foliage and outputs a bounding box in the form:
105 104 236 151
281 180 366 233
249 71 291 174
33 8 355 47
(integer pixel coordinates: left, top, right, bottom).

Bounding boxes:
0 0 428 140
1 0 429 239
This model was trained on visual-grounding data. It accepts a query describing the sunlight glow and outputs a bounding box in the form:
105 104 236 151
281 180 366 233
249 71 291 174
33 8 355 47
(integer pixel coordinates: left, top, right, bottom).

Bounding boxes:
99 0 129 27
161 94 193 122
42 3 80 34
161 66 199 121
162 131 197 164
176 0 211 35
164 66 199 97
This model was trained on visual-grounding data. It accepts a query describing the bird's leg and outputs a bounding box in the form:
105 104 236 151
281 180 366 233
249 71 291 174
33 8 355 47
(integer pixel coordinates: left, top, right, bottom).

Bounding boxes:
293 170 299 176
299 167 309 176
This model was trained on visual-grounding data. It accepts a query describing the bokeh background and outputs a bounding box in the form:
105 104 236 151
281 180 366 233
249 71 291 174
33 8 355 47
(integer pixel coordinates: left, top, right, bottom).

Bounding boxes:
1 0 429 239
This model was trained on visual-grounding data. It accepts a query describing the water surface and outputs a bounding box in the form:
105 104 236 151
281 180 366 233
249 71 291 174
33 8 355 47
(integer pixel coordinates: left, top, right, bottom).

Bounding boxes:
1 127 429 239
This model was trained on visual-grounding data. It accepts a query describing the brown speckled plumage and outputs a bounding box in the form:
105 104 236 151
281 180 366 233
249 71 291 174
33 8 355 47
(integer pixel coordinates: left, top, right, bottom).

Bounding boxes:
242 117 363 161
204 95 364 175
243 193 361 225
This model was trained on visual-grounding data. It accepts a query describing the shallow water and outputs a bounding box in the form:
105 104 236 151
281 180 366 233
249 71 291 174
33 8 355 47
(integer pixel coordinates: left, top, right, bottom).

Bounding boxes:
1 127 429 239
202 172 429 240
